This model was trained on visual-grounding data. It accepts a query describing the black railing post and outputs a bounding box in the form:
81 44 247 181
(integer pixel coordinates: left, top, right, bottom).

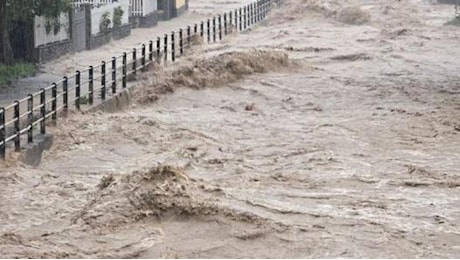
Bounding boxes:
51 83 57 122
75 71 81 110
239 8 242 31
88 66 94 105
265 0 268 17
141 44 146 68
254 3 257 24
63 76 68 113
267 0 270 16
262 0 265 20
179 29 183 55
255 2 258 23
218 15 222 40
187 25 191 47
164 34 168 62
224 13 228 35
244 5 247 28
40 88 46 134
0 108 5 160
235 9 238 31
257 0 262 23
261 0 264 18
268 0 270 16
132 48 137 74
248 5 252 26
194 23 198 35
27 94 33 144
101 61 106 101
171 31 175 62
156 37 161 61
200 21 204 38
14 101 20 152
207 19 211 42
249 4 252 26
149 40 153 61
264 0 267 17
252 2 258 24
248 5 251 27
213 17 216 42
122 52 127 88
112 57 116 94
243 6 247 30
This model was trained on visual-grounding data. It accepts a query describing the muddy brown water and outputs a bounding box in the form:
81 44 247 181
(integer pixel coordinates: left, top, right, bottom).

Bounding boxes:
1 0 460 258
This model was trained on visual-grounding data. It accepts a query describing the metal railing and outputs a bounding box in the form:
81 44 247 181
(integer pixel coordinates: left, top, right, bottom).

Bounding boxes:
0 0 282 160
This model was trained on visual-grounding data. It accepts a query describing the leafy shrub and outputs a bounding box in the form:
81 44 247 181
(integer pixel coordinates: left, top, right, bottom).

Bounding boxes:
445 4 460 26
0 63 36 85
100 11 111 33
113 7 124 28
456 4 460 21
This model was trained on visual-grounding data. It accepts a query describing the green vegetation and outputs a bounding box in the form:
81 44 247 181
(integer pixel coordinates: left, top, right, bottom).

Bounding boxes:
0 0 72 64
100 11 111 33
0 62 36 85
446 4 460 26
113 7 124 28
446 18 460 26
78 95 89 105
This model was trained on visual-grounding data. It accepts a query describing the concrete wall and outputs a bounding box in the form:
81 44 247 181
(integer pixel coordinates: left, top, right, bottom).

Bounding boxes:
157 0 173 20
143 0 158 14
130 10 159 28
156 0 188 21
89 23 131 49
34 13 70 47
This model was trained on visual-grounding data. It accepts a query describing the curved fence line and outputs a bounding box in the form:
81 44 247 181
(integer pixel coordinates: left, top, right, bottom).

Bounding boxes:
0 0 283 160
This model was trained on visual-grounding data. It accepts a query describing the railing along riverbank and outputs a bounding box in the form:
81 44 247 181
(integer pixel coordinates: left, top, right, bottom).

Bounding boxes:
0 0 283 160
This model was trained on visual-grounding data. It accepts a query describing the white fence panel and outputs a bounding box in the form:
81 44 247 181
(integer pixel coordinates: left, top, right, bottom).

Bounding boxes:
34 13 70 47
91 0 130 35
73 0 114 8
130 0 157 17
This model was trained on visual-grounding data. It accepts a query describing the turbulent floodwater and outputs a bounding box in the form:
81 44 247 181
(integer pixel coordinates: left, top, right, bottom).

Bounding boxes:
1 0 460 258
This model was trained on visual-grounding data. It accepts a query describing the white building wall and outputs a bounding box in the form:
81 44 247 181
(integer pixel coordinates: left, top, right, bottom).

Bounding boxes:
73 0 115 8
91 0 130 35
34 13 70 47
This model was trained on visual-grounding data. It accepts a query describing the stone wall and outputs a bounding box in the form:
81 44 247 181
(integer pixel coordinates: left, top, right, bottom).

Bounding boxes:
113 23 132 40
34 39 73 64
88 24 132 50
